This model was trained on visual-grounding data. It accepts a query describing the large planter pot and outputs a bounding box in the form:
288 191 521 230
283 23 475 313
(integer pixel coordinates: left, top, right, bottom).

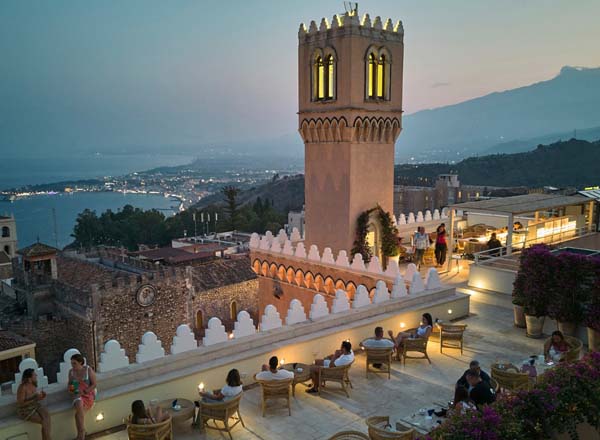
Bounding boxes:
557 321 577 336
513 305 526 328
525 315 546 338
588 327 600 351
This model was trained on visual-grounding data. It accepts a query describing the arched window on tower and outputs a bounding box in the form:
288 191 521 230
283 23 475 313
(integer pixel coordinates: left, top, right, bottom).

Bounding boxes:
367 53 377 99
230 300 238 321
326 54 335 99
312 49 336 101
366 47 391 101
1 226 9 238
377 54 385 98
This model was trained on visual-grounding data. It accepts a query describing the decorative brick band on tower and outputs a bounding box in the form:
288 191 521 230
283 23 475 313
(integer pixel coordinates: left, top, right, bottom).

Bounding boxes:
298 9 404 255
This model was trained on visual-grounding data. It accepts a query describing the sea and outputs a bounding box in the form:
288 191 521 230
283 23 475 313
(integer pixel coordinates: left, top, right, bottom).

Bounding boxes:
0 153 193 249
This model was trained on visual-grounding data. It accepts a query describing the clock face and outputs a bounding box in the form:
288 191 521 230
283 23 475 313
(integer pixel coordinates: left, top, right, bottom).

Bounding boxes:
136 284 156 307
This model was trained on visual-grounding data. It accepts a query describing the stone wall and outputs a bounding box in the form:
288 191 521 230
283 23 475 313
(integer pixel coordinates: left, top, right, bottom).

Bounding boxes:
0 263 12 281
95 276 191 361
191 279 259 336
5 315 93 382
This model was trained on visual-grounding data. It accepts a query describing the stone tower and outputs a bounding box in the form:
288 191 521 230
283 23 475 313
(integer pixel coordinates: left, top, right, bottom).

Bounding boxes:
298 9 404 254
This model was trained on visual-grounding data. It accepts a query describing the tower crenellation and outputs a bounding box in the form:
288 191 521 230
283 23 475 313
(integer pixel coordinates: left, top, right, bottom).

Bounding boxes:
298 12 403 42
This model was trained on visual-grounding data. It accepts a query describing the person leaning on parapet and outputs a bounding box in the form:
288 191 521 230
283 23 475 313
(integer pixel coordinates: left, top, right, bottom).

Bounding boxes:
362 326 395 369
456 360 491 390
256 356 294 380
17 368 52 440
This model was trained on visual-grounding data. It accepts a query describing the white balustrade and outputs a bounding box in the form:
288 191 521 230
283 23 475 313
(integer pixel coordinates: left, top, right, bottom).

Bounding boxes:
309 294 329 320
136 331 165 363
170 324 198 354
353 285 371 308
332 289 350 313
98 340 129 372
203 317 228 346
260 304 283 331
233 311 256 338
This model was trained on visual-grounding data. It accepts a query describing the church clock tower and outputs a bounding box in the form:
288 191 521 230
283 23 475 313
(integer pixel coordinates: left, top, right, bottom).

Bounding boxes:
298 8 404 255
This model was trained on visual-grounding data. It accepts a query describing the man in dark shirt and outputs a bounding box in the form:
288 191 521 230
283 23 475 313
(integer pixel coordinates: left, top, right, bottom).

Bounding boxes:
466 369 496 408
457 360 491 389
487 233 503 256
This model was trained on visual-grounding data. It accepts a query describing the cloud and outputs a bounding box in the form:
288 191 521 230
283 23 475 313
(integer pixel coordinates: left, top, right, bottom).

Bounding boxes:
431 82 450 88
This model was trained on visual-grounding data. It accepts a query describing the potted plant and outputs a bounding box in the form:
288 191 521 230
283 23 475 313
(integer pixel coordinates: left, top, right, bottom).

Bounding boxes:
513 245 553 338
512 292 527 328
546 253 594 336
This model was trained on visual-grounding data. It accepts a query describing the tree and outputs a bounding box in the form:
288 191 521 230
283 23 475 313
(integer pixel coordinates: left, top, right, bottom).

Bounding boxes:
222 186 240 230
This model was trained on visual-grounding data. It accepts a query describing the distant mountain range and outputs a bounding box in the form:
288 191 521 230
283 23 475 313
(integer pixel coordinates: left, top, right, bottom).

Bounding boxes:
395 138 600 188
195 138 600 213
396 66 600 161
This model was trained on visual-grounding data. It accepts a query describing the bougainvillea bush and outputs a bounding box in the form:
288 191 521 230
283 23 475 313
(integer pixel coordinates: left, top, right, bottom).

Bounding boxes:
422 353 600 440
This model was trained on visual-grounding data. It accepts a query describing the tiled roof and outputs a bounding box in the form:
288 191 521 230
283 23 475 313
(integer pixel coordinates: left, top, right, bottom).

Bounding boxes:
134 247 219 264
56 255 131 290
17 242 59 258
191 256 256 291
0 330 35 352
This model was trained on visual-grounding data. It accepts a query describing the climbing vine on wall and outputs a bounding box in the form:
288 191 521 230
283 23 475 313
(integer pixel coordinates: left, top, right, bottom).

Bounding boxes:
351 205 399 263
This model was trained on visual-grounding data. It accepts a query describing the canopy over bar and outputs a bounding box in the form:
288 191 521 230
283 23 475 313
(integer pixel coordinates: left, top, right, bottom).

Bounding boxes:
448 193 589 216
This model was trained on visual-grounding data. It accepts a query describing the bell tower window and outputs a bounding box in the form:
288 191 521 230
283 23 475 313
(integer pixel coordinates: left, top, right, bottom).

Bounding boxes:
366 47 391 101
312 49 336 101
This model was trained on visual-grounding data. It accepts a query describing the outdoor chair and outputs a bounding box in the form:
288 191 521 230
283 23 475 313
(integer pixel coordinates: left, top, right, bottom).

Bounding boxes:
361 343 393 379
423 247 435 265
197 393 245 440
544 335 582 362
127 415 172 440
438 323 467 354
327 431 370 440
318 361 354 397
395 329 431 366
489 377 500 394
491 363 530 392
366 416 415 440
254 376 293 417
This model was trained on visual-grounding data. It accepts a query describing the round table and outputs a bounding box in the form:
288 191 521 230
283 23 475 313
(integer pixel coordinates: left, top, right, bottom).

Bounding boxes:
281 363 312 396
159 398 195 425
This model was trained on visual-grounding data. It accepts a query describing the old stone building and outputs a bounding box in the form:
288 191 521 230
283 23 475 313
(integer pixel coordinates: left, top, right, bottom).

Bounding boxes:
7 245 257 380
0 215 17 280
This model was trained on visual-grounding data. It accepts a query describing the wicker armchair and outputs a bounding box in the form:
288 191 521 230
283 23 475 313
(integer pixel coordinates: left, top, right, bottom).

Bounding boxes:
491 363 530 392
318 361 354 397
366 416 415 440
395 329 431 366
438 323 467 354
127 415 172 440
544 335 582 362
327 431 370 440
361 343 393 379
198 393 245 440
489 377 500 394
254 376 293 417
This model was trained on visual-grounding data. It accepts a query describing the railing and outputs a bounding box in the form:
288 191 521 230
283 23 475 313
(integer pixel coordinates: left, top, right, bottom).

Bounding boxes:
472 224 597 265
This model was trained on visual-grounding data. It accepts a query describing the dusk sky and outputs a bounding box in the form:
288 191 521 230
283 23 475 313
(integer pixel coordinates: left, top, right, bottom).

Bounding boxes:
2 0 600 155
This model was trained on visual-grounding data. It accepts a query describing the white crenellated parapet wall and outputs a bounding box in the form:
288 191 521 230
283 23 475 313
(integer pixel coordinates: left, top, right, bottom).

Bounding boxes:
250 229 434 288
6 273 456 396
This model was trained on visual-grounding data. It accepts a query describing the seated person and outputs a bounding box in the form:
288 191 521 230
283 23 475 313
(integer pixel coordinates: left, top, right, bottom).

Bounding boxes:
362 326 394 368
130 400 168 425
544 330 570 362
16 369 52 440
456 360 491 389
198 368 243 403
466 370 496 409
306 341 354 394
388 313 433 349
450 386 477 416
256 356 294 380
